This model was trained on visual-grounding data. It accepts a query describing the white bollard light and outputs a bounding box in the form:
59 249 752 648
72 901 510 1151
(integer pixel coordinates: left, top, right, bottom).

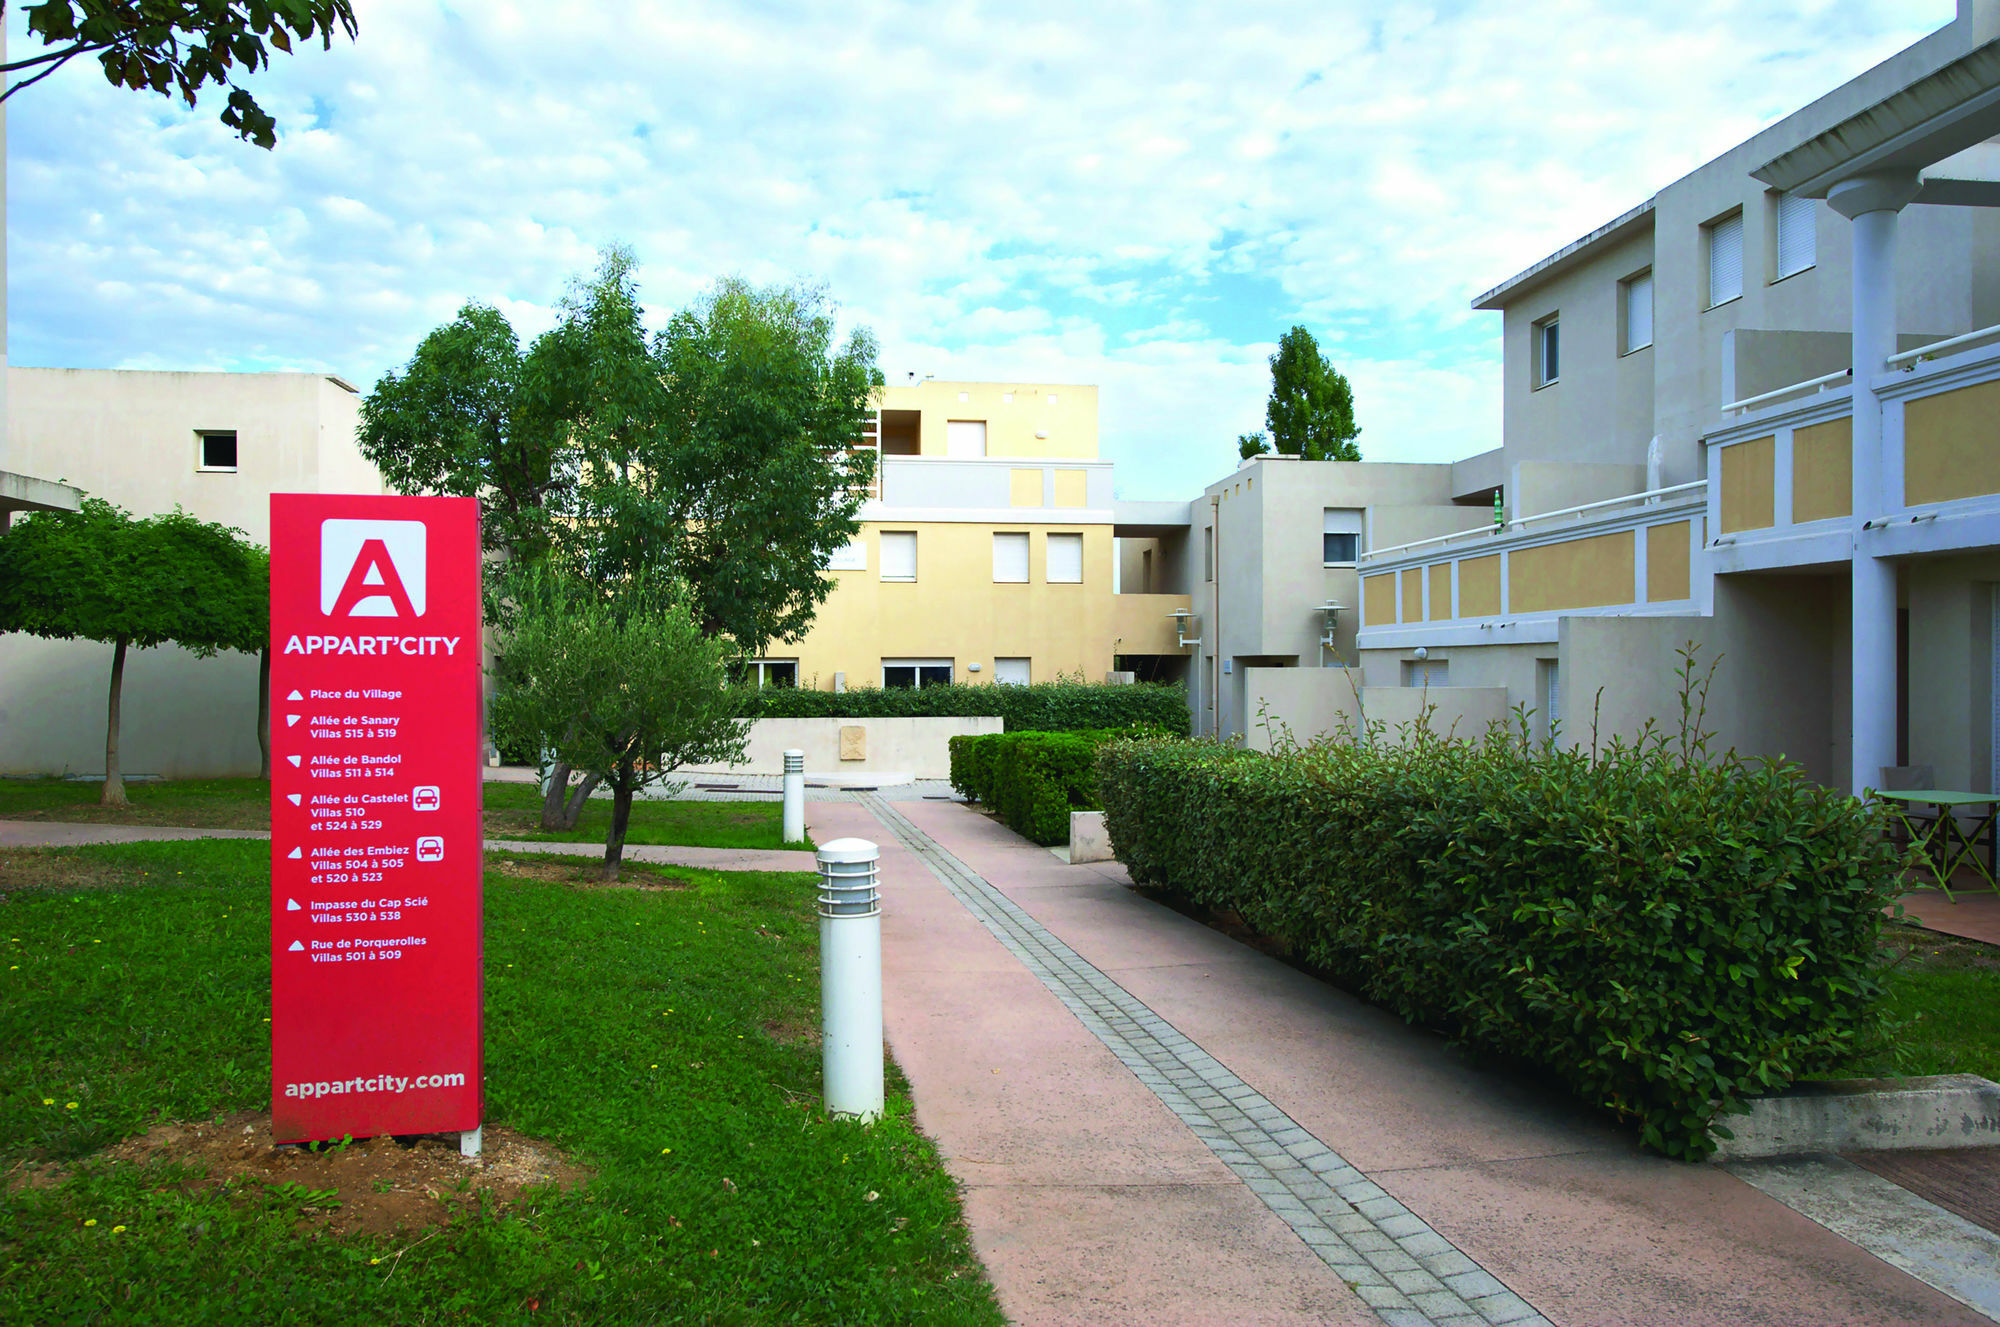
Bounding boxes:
782 748 806 845
816 837 883 1123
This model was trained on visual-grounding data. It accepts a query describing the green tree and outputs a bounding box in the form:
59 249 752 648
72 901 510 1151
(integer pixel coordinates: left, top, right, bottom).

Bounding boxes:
1264 325 1360 461
0 499 265 803
1237 431 1269 460
490 570 749 881
6 1 359 148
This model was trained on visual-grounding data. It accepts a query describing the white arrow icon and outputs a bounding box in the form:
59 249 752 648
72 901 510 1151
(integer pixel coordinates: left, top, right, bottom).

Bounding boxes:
287 940 304 952
286 898 301 911
286 846 302 859
286 714 302 728
286 689 303 701
287 794 302 807
286 755 302 768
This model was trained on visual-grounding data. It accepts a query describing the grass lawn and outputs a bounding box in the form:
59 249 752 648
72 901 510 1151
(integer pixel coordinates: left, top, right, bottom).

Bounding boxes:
0 777 273 829
483 783 811 852
0 778 810 852
0 839 999 1325
1822 923 2000 1083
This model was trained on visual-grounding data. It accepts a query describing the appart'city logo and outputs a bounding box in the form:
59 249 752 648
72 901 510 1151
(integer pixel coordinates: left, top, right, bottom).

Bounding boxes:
320 520 427 619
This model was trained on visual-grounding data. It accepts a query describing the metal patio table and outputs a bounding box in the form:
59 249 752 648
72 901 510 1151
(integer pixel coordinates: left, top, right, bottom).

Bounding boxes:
1874 789 2000 899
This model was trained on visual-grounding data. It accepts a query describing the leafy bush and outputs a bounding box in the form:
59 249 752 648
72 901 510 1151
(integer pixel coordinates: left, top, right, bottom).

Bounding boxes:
743 680 1188 734
952 728 1147 845
1096 694 1907 1160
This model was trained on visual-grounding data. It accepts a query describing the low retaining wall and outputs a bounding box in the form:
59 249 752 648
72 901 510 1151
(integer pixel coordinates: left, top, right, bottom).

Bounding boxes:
689 716 1003 779
1710 1074 2000 1159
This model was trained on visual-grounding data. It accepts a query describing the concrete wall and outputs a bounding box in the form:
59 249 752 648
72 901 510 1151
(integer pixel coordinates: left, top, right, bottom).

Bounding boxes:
875 379 1098 460
0 368 382 778
1480 8 2000 498
685 715 1003 779
1359 686 1512 745
1905 552 2000 793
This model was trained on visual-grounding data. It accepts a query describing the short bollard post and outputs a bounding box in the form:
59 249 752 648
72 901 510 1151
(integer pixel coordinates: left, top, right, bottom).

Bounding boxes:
816 838 883 1123
782 749 806 845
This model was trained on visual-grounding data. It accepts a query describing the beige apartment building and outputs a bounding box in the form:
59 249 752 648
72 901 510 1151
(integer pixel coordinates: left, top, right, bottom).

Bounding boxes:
0 368 383 778
1344 1 2000 795
761 377 1195 692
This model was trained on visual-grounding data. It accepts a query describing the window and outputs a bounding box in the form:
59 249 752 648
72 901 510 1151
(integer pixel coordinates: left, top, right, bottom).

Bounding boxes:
1203 526 1215 582
1322 509 1362 565
1046 532 1083 583
992 532 1029 583
750 660 798 688
879 531 916 582
198 430 238 471
1706 211 1743 308
1401 658 1449 687
1620 270 1654 354
1774 190 1815 280
1534 316 1559 387
994 657 1030 685
883 659 952 688
946 420 987 458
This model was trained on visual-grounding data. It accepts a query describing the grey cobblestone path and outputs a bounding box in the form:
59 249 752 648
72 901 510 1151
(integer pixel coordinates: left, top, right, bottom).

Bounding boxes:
861 793 1552 1327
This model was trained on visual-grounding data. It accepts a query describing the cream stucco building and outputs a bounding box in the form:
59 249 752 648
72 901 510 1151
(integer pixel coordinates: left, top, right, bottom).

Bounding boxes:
757 377 1196 692
1342 0 2000 796
0 368 384 777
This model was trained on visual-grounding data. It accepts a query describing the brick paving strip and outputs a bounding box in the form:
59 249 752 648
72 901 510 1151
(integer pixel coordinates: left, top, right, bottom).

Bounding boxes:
859 793 1550 1327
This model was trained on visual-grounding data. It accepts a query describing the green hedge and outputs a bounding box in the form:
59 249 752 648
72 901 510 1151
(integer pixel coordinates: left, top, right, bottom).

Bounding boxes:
1096 730 1906 1160
742 681 1188 734
950 729 1131 845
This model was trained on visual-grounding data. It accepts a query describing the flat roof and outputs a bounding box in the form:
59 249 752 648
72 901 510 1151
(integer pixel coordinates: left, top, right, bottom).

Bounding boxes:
1471 199 1655 311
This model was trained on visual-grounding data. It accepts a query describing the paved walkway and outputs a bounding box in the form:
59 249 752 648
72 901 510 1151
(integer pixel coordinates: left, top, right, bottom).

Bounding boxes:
813 795 1994 1327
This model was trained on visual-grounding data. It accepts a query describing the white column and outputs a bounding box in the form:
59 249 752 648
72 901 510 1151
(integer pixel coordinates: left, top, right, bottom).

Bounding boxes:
781 748 805 845
1829 171 1921 796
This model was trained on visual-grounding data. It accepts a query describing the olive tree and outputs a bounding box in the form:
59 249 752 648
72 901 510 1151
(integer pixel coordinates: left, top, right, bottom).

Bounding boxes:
489 569 749 880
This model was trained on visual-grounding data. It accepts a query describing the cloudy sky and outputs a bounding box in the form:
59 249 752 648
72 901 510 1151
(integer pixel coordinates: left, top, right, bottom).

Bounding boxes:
6 0 1956 500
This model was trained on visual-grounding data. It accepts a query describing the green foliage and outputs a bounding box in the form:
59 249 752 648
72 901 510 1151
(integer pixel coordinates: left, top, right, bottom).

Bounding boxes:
10 1 358 147
488 568 750 875
1096 712 1906 1160
746 680 1190 735
1264 325 1359 461
0 498 261 656
360 251 879 658
601 274 881 657
0 839 1003 1323
951 729 1153 846
1237 431 1270 460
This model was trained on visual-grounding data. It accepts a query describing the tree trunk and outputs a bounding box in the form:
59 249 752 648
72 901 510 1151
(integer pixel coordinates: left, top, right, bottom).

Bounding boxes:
602 762 635 881
256 644 272 782
102 636 129 806
561 772 601 828
539 759 572 830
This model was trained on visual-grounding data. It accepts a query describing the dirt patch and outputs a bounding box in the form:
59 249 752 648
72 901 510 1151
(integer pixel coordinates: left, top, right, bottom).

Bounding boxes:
760 1014 822 1047
93 1111 588 1239
1880 921 2000 971
0 850 152 894
486 852 694 891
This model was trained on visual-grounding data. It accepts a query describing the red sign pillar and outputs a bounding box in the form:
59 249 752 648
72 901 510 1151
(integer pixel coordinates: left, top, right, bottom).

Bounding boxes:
268 494 484 1144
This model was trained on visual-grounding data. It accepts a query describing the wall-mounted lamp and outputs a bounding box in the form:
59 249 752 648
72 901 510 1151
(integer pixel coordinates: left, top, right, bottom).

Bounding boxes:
1317 601 1346 649
1169 610 1202 649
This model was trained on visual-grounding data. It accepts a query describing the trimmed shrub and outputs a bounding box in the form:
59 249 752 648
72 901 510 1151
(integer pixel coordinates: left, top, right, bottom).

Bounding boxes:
1096 722 1906 1160
742 680 1189 735
952 728 1145 845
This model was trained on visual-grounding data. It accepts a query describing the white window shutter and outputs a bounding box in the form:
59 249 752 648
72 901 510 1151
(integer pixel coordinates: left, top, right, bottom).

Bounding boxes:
1625 272 1653 351
992 532 1029 582
1708 213 1743 306
1046 533 1083 583
1775 192 1815 279
1322 508 1363 535
994 657 1030 685
947 421 987 458
880 531 916 580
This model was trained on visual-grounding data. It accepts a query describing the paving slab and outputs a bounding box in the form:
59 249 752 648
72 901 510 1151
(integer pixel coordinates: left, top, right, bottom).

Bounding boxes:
805 801 1373 1326
888 798 1990 1327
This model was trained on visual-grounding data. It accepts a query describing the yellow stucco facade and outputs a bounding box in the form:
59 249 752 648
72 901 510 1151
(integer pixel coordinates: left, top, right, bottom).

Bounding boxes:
760 380 1186 690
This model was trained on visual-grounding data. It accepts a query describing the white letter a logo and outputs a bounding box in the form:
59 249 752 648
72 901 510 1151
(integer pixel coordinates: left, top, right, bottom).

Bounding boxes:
320 520 427 617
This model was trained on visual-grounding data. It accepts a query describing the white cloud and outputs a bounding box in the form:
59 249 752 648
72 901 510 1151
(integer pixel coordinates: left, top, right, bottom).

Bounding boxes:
4 0 1956 499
